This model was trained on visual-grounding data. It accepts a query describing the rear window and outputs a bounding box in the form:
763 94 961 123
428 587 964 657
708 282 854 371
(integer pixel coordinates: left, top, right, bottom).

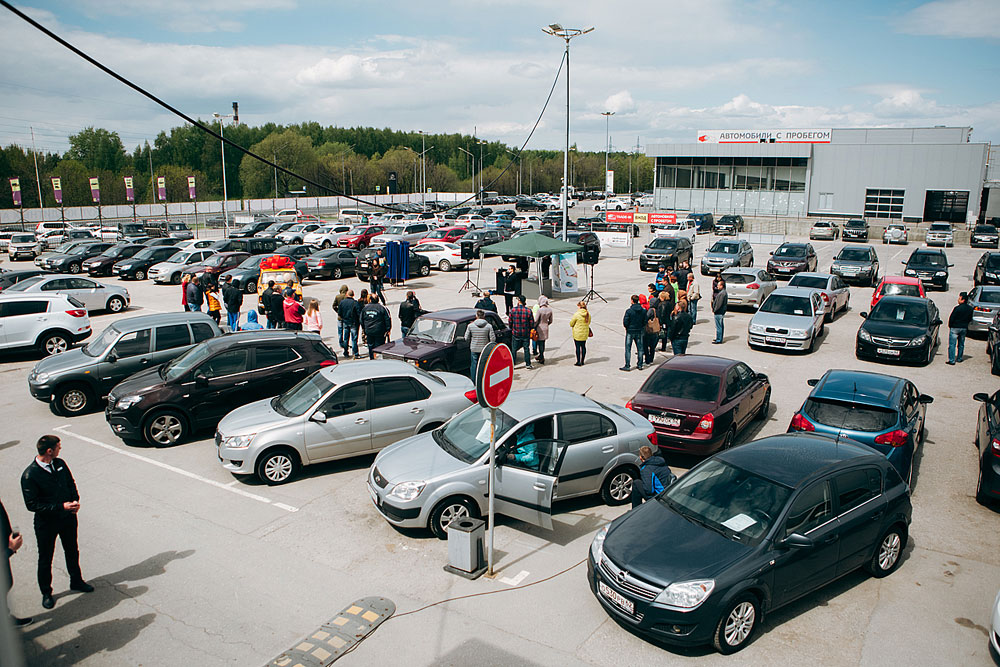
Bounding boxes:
789 276 828 289
976 289 1000 304
882 283 921 298
803 398 898 432
640 369 720 402
723 272 755 285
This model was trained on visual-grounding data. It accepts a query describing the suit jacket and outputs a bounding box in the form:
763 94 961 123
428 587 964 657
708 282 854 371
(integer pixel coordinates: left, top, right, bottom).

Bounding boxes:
21 458 79 521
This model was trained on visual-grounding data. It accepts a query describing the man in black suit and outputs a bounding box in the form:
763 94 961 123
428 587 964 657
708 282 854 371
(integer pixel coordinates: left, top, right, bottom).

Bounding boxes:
2 497 31 626
21 435 93 610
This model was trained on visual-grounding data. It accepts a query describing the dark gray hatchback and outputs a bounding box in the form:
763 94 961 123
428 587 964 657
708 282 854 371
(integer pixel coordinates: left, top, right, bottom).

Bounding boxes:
28 312 222 415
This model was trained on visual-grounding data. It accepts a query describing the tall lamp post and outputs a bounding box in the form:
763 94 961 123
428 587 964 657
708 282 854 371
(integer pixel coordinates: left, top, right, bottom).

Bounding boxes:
505 148 522 195
601 111 615 195
477 140 488 205
213 111 236 236
543 24 594 240
457 147 475 201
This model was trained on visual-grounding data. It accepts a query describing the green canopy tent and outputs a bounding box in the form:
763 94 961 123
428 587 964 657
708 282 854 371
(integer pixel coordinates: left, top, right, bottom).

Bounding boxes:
479 233 584 299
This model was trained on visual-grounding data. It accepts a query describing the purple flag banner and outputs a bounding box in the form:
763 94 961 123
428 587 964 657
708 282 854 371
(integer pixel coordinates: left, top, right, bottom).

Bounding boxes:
157 176 166 202
124 176 134 202
51 177 62 204
89 177 100 203
187 176 196 200
9 178 21 206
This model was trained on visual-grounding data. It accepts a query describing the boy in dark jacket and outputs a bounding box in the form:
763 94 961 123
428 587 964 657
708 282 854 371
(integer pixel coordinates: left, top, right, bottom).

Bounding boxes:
361 295 391 359
631 445 675 508
622 295 647 371
338 290 360 358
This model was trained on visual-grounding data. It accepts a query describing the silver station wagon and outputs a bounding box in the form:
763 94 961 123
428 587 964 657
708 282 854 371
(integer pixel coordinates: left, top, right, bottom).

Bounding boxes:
368 388 655 538
216 360 474 485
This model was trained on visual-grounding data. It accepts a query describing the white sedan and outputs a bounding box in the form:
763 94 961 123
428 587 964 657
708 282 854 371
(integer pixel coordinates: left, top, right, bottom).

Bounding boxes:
5 273 130 313
412 242 469 272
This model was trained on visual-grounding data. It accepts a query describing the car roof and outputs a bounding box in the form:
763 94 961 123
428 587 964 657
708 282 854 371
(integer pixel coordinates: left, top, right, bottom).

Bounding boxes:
717 433 884 488
790 272 833 280
777 242 809 249
655 354 737 375
0 292 74 302
202 330 323 348
810 368 904 405
319 359 418 382
102 312 217 332
500 388 605 422
769 286 819 297
872 295 929 307
721 266 758 275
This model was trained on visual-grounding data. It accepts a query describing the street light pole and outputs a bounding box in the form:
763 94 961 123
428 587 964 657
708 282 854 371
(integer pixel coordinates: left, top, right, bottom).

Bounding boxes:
419 131 426 206
458 147 475 202
505 148 522 195
543 24 594 240
478 140 487 205
601 111 614 195
213 112 235 236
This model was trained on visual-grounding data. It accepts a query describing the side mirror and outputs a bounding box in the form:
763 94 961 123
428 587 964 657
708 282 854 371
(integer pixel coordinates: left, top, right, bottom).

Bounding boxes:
860 312 868 319
806 378 819 386
901 260 906 264
973 392 988 403
919 395 934 404
932 319 942 326
194 373 208 386
948 264 954 268
106 351 118 363
779 533 814 549
310 411 328 424
756 372 768 381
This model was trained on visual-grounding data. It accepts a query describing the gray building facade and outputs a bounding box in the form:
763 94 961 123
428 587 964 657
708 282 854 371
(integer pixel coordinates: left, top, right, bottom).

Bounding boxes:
648 127 989 225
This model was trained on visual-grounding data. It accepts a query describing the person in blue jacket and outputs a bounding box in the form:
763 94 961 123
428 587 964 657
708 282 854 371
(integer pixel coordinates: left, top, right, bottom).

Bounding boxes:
631 445 676 508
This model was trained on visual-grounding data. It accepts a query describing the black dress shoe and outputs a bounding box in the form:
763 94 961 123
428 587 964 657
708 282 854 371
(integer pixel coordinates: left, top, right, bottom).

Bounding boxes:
70 580 94 593
13 616 33 627
41 595 55 609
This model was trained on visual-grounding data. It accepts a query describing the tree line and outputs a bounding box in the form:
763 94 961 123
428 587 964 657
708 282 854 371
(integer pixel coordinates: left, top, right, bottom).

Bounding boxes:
0 122 654 209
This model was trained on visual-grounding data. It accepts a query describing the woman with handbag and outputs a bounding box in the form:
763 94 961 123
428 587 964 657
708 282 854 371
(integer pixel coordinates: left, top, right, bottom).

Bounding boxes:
568 300 591 366
534 296 553 365
643 302 660 366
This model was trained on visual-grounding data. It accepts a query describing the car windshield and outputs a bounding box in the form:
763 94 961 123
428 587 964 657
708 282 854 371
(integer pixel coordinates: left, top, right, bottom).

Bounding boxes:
11 234 34 243
774 245 806 257
385 225 406 234
648 238 678 250
99 246 130 258
760 295 812 316
975 225 997 234
272 372 334 417
165 251 191 263
662 458 791 545
709 242 740 254
238 224 257 233
837 248 871 261
975 289 1000 304
238 255 263 269
722 272 756 285
641 369 720 402
203 254 227 267
131 247 161 260
66 245 95 255
168 224 186 231
803 398 898 432
433 405 517 463
161 343 216 381
986 255 1000 269
882 283 921 297
720 217 738 224
286 225 305 233
868 301 928 325
909 253 945 267
846 220 866 227
83 324 121 357
789 276 828 289
929 224 951 232
264 223 285 232
407 317 457 343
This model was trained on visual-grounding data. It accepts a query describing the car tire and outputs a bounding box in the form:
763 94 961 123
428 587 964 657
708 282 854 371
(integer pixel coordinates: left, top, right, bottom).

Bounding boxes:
331 267 343 280
322 240 332 249
143 410 187 447
419 264 431 277
866 524 906 578
429 496 479 539
756 389 771 421
712 592 760 654
68 262 81 274
243 280 257 294
807 333 816 353
439 259 452 272
134 269 146 281
600 467 637 506
54 384 93 416
256 447 300 485
107 296 127 313
170 272 182 285
721 427 737 450
38 331 71 356
991 351 1000 376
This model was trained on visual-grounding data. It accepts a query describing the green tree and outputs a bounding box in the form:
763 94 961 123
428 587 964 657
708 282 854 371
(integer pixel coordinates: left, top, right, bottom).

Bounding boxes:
65 127 127 173
239 130 319 198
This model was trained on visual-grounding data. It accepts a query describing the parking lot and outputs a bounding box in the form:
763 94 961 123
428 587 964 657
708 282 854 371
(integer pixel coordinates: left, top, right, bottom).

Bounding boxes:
1 222 997 665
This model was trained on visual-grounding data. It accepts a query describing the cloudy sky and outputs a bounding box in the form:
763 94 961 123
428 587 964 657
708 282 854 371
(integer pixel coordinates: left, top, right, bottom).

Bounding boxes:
1 0 998 156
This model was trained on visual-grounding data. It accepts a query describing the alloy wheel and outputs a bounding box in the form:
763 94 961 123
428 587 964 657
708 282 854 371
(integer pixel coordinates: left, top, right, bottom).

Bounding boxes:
724 602 756 647
878 532 901 571
263 454 294 483
149 414 183 445
609 472 633 501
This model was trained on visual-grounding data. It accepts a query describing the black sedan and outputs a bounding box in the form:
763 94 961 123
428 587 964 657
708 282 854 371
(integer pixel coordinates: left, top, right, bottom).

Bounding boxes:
974 390 1000 505
856 295 941 365
40 242 114 274
112 245 184 280
588 433 911 654
902 248 952 289
304 248 358 279
83 243 147 277
974 251 1000 286
971 224 1000 249
715 215 745 235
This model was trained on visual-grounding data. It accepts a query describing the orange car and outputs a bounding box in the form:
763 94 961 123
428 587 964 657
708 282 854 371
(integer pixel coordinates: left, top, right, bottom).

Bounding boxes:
871 275 925 309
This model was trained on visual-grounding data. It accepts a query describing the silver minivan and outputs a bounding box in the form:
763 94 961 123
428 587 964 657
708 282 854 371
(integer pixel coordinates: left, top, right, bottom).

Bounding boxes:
368 388 655 538
216 360 474 485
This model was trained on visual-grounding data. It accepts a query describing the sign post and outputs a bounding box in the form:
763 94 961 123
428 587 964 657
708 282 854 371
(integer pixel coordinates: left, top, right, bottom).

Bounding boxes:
474 342 513 577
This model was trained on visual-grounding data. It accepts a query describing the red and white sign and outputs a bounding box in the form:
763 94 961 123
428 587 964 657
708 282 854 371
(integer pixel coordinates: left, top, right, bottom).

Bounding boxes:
476 342 513 408
606 211 676 226
697 129 831 144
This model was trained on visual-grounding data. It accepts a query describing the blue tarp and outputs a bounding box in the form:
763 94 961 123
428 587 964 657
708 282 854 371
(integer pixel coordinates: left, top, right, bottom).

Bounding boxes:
385 240 410 281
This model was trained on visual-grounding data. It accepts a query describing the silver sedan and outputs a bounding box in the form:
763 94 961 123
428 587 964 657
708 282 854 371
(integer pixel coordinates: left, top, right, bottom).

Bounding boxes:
4 273 129 313
216 360 475 485
722 267 777 309
748 287 825 352
969 286 1000 334
368 387 654 538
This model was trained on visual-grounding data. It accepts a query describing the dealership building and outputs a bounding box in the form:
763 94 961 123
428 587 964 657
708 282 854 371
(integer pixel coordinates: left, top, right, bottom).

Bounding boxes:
646 126 996 225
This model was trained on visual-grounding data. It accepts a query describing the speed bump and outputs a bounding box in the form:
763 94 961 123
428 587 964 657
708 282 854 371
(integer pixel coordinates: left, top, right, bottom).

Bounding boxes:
267 597 395 666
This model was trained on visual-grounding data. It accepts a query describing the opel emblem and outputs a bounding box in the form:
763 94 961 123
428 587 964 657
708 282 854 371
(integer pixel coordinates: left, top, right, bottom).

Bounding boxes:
617 569 627 585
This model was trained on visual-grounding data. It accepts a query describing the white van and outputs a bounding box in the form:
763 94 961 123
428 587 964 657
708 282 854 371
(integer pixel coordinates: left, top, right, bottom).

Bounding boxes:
339 208 367 223
0 292 92 356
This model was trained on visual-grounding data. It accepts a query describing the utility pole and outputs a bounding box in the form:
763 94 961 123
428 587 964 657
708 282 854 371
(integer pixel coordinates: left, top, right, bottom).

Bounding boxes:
30 127 43 210
601 112 614 195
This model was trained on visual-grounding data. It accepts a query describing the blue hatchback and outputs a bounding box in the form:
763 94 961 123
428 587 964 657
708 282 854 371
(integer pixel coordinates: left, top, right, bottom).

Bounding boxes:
787 369 933 483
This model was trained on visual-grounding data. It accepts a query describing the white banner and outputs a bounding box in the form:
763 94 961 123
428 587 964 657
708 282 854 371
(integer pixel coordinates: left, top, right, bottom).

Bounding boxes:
605 170 614 193
697 129 831 144
594 231 629 248
553 252 578 293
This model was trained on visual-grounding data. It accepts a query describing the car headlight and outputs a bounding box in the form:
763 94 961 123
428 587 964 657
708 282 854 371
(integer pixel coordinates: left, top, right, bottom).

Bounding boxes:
590 525 608 562
987 272 998 278
116 395 143 410
388 480 425 501
654 579 715 609
33 372 50 384
748 323 765 334
221 433 256 449
788 328 808 338
858 329 872 342
908 334 928 347
904 269 916 276
935 271 946 276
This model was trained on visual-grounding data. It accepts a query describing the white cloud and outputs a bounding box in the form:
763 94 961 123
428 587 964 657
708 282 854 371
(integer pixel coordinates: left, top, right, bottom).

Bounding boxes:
602 91 636 114
898 0 1000 39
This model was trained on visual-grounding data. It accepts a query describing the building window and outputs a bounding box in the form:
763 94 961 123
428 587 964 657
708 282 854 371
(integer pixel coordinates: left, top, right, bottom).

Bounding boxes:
818 193 834 210
923 190 969 223
864 188 904 219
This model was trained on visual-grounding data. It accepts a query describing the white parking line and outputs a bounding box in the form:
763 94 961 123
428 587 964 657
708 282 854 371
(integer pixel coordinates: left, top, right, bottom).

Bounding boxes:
499 570 530 586
53 426 299 512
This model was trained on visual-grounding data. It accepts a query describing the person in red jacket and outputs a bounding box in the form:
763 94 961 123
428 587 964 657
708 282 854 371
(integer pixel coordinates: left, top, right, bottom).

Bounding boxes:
283 293 305 331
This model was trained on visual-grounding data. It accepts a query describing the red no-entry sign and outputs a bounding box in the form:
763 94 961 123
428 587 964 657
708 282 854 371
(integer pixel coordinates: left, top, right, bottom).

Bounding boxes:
475 342 513 408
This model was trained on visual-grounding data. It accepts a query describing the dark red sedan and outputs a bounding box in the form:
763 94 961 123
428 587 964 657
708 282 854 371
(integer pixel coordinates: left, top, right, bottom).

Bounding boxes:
186 251 251 285
626 355 770 455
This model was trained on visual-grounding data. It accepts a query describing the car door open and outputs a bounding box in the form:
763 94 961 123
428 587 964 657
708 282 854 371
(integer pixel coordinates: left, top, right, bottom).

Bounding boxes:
493 438 567 530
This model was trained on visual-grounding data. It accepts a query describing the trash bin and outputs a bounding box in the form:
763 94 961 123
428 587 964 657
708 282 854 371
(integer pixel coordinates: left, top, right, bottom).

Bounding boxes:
446 517 485 575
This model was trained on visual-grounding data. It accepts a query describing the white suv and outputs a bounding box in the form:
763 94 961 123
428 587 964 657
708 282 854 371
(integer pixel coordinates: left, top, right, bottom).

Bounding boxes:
0 293 92 356
512 214 542 230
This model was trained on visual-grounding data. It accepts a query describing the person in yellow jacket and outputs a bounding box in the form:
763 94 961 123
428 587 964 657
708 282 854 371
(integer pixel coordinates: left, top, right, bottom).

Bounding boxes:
568 300 591 366
206 284 222 325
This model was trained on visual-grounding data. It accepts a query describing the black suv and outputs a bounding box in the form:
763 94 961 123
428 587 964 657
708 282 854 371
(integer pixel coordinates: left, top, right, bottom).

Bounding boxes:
29 312 222 415
715 215 744 235
229 219 278 238
112 245 183 280
903 248 952 289
355 248 432 281
843 219 870 241
105 331 338 446
639 237 694 272
515 198 548 212
687 213 715 233
974 251 1000 286
767 242 818 278
209 237 280 255
459 229 506 258
971 224 999 249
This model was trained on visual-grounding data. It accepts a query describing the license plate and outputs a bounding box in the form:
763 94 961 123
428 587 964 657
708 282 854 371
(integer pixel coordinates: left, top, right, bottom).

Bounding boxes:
599 581 635 615
776 267 791 272
649 414 680 427
765 336 786 344
877 348 901 356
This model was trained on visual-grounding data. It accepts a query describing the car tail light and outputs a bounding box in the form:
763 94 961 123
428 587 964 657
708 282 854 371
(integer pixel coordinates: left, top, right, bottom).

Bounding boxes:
464 389 478 402
694 413 714 435
991 438 1000 457
320 359 337 367
65 309 87 318
746 283 759 290
647 431 658 448
874 429 909 447
789 412 815 432
974 306 991 313
821 292 830 303
625 399 634 411
316 260 325 267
